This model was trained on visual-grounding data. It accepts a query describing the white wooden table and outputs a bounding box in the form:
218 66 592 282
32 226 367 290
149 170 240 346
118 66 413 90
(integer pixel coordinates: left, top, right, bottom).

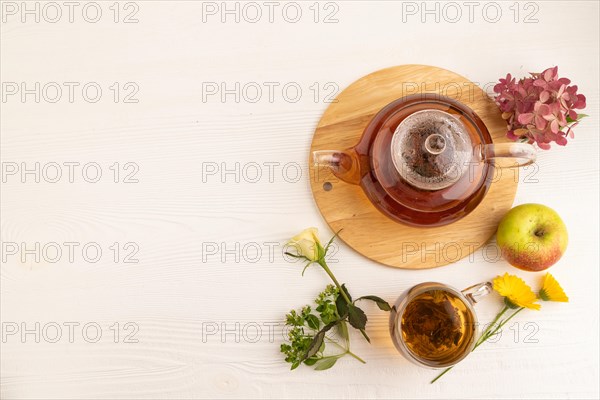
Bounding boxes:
1 1 599 398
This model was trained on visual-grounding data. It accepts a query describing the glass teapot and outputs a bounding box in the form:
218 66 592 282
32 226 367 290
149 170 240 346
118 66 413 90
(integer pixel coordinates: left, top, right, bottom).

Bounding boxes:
313 94 536 227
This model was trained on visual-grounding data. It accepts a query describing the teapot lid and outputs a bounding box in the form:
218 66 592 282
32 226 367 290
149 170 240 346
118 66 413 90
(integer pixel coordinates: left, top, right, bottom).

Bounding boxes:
390 109 473 191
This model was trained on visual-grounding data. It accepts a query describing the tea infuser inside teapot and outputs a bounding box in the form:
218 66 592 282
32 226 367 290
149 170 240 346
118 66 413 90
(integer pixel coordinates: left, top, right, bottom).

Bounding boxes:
391 109 474 191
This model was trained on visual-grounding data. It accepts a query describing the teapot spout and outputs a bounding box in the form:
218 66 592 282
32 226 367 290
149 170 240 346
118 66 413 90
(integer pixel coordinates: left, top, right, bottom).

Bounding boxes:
312 149 361 185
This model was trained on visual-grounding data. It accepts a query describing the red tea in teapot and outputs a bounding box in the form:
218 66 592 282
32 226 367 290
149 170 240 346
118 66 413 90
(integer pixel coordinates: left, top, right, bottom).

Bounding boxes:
358 97 492 226
313 94 536 227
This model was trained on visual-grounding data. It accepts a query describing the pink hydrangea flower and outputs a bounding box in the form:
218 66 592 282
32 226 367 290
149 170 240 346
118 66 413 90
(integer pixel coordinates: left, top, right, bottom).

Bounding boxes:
493 67 587 149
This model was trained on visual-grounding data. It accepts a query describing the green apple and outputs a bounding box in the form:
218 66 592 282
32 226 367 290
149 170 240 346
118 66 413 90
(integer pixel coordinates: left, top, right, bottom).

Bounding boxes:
496 204 568 271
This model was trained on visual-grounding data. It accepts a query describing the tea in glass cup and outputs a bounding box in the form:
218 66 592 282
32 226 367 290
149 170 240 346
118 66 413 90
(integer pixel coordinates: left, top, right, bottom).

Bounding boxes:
389 282 491 368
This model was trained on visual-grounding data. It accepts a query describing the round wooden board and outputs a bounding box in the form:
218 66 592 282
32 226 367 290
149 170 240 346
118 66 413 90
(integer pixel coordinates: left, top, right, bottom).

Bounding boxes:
309 65 518 269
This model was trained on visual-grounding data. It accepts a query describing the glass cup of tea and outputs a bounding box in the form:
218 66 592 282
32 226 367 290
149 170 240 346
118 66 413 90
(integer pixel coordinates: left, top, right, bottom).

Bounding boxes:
389 281 492 368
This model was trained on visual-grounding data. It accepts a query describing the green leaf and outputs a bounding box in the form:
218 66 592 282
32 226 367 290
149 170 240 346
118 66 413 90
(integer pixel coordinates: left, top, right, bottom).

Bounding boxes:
314 357 338 371
321 305 337 325
304 330 325 360
335 293 348 318
566 113 588 123
291 360 300 370
284 252 304 259
303 322 335 360
323 229 342 254
301 260 314 276
341 284 352 302
306 314 320 330
347 304 367 330
335 284 353 318
355 295 392 311
303 357 318 366
316 242 326 260
337 320 349 341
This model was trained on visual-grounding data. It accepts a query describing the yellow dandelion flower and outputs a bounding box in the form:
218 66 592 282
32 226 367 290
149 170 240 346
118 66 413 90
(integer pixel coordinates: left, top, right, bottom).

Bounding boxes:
493 273 541 310
539 273 569 302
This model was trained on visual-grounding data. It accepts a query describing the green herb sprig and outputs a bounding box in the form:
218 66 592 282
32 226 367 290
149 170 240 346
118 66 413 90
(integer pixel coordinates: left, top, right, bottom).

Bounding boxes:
281 229 391 371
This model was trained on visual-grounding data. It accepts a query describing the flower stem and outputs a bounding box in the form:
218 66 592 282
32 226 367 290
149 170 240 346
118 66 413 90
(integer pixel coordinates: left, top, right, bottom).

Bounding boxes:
488 305 509 332
318 259 350 303
430 366 453 384
317 258 370 342
431 306 524 383
475 305 509 347
346 350 366 364
324 336 366 364
475 307 524 350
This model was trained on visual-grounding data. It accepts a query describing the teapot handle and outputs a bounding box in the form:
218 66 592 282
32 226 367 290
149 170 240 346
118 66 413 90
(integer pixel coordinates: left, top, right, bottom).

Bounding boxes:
477 142 537 168
312 149 362 185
